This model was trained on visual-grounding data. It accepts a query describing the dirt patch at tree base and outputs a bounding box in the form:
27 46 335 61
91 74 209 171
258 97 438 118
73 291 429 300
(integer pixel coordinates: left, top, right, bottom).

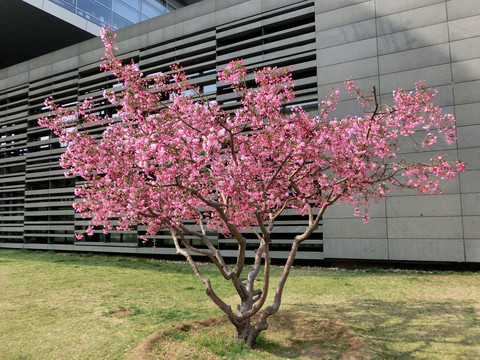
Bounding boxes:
127 313 375 360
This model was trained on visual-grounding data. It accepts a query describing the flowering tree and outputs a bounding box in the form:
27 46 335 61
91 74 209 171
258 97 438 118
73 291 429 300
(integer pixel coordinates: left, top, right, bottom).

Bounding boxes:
39 29 465 348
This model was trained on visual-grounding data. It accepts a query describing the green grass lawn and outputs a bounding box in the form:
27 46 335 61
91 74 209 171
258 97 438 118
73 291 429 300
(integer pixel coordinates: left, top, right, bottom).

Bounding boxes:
0 249 479 359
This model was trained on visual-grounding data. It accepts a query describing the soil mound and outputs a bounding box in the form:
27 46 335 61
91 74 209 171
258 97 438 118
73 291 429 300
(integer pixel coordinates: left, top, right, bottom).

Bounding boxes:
128 313 373 360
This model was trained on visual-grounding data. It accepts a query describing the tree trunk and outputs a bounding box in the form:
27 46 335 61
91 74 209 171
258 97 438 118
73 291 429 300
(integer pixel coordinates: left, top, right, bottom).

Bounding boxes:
234 319 261 349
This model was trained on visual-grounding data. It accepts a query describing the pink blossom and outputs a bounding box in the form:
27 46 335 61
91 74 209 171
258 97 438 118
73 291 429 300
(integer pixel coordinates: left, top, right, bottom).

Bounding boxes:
38 27 465 242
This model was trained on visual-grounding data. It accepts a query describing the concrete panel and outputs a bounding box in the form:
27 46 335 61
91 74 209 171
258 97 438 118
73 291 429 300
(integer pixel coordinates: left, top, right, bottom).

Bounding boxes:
317 57 378 85
29 64 54 83
462 193 480 216
324 218 387 239
215 0 249 11
387 217 463 239
215 0 262 26
388 238 465 262
85 21 101 36
324 238 388 259
465 240 480 262
387 171 460 198
458 148 480 170
315 97 376 120
315 1 374 32
395 130 457 155
316 19 376 50
386 194 462 217
452 58 480 83
315 0 370 14
0 72 29 89
457 125 480 149
52 57 79 75
460 170 480 194
448 15 480 41
175 13 216 38
377 23 449 55
317 77 379 104
262 0 304 12
176 0 215 22
379 64 452 96
0 243 24 249
78 48 105 69
425 84 455 108
24 0 43 7
4 60 30 78
454 80 480 105
324 200 386 219
375 0 444 17
450 37 480 62
147 25 176 46
376 3 447 36
116 23 141 41
447 0 480 20
455 103 480 127
388 178 462 197
138 9 176 33
317 38 378 67
463 216 480 238
76 36 103 54
379 44 451 74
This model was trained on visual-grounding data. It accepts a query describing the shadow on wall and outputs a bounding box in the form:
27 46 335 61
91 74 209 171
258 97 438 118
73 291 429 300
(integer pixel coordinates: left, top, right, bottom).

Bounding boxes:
315 0 480 263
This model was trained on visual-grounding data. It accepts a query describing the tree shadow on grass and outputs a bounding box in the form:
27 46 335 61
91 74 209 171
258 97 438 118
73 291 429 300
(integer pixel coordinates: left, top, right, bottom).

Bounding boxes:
288 298 480 359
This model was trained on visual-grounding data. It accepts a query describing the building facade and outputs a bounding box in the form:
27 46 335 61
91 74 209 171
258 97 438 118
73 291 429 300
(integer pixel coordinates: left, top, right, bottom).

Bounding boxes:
49 0 194 29
1 0 479 263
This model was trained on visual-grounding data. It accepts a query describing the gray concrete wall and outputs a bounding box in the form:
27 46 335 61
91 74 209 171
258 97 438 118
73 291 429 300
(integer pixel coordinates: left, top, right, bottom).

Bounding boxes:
318 0 480 262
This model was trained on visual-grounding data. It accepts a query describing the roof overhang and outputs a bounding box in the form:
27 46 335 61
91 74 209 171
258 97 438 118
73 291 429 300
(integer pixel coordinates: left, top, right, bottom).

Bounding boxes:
0 0 99 69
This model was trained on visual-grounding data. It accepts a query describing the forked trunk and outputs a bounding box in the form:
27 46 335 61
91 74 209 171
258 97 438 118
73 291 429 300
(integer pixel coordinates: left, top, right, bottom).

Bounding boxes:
234 319 261 349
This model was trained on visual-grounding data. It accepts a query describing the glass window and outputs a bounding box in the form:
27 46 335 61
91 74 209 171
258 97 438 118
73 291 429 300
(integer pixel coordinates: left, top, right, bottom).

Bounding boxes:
112 13 134 29
129 0 142 9
77 0 111 24
50 0 75 13
203 84 217 93
113 0 141 23
95 0 112 9
83 14 108 27
142 0 167 17
59 0 75 6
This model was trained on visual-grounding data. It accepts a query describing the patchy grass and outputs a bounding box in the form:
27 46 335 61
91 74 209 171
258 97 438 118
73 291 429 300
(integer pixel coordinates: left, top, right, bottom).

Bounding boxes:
0 249 479 359
147 313 372 360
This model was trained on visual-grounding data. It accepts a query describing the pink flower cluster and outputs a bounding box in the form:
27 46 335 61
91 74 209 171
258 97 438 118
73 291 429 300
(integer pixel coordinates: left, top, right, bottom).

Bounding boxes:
38 28 465 239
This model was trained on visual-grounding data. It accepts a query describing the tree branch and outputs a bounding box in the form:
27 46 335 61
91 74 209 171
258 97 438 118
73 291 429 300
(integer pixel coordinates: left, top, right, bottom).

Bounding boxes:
238 238 271 320
264 151 293 193
169 228 238 324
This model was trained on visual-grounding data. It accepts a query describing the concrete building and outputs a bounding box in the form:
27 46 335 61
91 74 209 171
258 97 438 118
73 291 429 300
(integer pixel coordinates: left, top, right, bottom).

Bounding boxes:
0 0 479 264
0 0 200 68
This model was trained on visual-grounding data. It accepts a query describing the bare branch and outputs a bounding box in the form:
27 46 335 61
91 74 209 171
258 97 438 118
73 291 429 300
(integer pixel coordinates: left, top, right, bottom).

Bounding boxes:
289 179 314 226
264 151 293 193
173 226 219 261
169 228 238 324
255 212 269 238
176 222 233 281
366 85 379 141
268 201 289 232
249 225 263 241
